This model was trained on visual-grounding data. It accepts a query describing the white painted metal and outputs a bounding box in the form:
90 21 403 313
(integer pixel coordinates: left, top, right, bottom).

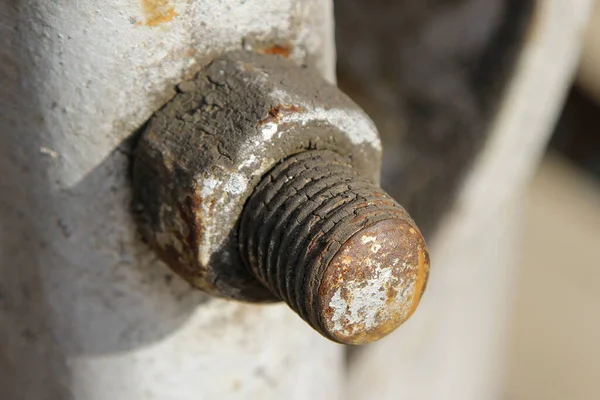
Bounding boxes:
347 1 594 399
0 1 341 399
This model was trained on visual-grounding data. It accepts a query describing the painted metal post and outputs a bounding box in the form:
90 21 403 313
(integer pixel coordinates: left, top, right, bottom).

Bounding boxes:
0 1 342 399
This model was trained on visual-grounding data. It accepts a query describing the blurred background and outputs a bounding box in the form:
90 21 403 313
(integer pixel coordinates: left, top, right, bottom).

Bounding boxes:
335 0 600 399
504 40 600 400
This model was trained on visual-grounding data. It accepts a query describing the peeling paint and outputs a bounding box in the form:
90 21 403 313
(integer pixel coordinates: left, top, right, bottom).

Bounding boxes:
319 218 430 344
257 104 305 126
238 154 258 170
224 173 248 195
260 122 279 141
200 177 220 198
40 146 59 158
330 266 397 332
139 0 178 27
269 89 381 151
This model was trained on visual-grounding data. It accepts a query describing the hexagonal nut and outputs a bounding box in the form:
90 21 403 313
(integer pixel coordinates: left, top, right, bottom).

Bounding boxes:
132 51 381 301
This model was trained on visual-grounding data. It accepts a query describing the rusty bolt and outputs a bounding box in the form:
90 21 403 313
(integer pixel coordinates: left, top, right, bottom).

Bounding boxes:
239 150 429 344
132 51 429 345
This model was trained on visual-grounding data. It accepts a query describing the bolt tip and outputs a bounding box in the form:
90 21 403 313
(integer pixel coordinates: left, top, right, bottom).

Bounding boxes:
317 218 430 345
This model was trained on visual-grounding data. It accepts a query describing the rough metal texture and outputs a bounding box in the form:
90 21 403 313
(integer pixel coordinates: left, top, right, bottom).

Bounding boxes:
239 150 429 344
133 51 381 301
0 1 344 399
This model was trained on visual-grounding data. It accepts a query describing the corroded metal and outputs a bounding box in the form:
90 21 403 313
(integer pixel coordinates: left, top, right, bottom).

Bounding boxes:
320 218 429 344
133 51 429 344
132 51 381 302
239 150 429 344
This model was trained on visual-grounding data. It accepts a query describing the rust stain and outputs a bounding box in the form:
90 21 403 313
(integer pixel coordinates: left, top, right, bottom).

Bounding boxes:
523 1 542 46
318 217 430 345
257 104 304 126
178 195 203 261
138 0 178 27
257 44 292 58
407 246 430 319
154 244 184 275
150 193 205 287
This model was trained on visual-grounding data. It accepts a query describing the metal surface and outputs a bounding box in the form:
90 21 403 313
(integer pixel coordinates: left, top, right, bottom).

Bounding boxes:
132 51 381 300
1 0 588 397
133 51 429 344
0 1 343 399
240 150 429 344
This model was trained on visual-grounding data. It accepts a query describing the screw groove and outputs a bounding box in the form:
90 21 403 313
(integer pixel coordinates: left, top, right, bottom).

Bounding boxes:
239 150 428 343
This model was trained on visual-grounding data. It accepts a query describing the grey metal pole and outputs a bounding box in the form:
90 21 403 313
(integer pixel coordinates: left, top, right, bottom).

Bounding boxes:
0 1 341 399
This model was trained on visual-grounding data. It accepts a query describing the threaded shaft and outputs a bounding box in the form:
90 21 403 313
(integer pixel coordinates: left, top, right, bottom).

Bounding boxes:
239 150 428 343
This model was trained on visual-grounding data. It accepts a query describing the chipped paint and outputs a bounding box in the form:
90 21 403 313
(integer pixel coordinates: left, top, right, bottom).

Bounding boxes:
139 0 178 27
40 146 59 158
257 44 292 58
330 266 398 332
284 107 381 150
200 177 220 198
260 122 278 141
319 218 430 344
269 88 381 151
361 235 377 244
223 173 248 195
257 104 305 126
194 173 249 267
238 154 258 170
197 177 222 267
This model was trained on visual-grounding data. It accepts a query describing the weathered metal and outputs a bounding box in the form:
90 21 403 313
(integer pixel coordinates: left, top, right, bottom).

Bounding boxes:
240 150 429 344
132 50 381 300
0 1 344 398
132 51 429 344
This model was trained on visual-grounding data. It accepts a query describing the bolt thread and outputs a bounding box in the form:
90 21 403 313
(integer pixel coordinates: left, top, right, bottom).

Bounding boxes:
239 150 412 338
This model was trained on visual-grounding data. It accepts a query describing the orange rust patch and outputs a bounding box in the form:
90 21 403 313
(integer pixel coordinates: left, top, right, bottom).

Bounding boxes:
139 0 178 27
407 246 430 319
257 44 292 58
318 218 430 345
258 104 304 126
